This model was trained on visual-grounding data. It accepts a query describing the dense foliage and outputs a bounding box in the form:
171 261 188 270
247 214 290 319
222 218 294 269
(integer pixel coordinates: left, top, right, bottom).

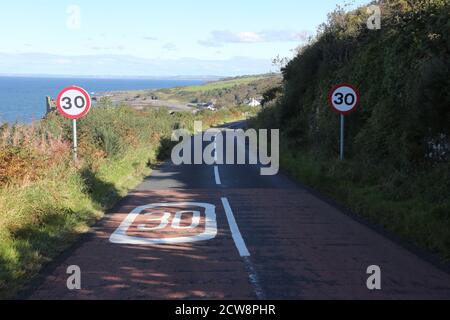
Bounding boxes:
265 0 450 164
253 0 450 258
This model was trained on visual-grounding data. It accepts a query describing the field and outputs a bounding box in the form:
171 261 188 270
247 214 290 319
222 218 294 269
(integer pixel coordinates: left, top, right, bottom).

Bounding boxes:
162 75 274 93
99 74 282 110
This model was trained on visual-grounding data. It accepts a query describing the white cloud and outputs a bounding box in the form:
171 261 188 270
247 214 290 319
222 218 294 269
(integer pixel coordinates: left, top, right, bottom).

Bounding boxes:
90 45 125 51
55 58 73 65
199 30 312 47
163 43 177 51
262 30 311 42
226 31 264 43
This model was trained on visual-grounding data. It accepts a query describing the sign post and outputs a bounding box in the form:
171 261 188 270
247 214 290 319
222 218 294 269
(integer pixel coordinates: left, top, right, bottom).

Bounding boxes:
340 114 345 160
56 86 92 162
328 84 360 160
72 119 78 161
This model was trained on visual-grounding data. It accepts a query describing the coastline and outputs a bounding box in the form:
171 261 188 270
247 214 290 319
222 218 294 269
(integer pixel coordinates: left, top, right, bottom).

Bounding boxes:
93 89 196 112
0 77 207 124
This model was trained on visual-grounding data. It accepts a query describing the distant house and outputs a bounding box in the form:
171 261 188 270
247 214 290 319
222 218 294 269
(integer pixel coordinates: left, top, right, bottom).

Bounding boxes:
196 102 216 111
206 102 216 111
247 98 261 107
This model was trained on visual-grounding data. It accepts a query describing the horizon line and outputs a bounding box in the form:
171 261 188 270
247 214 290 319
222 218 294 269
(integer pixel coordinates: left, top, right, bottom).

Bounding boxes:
0 72 278 80
0 74 224 80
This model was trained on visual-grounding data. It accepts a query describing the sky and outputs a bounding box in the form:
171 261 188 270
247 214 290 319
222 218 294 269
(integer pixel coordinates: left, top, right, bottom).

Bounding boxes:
0 0 370 77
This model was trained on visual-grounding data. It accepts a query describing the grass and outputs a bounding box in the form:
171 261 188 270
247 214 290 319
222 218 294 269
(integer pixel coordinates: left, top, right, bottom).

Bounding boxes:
280 147 450 261
0 146 156 299
152 74 281 107
0 166 101 298
0 105 249 299
169 75 270 93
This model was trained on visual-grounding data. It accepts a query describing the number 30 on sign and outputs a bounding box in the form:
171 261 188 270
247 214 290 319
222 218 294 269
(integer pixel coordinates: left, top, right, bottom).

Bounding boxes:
56 86 91 161
56 86 91 119
328 84 360 115
328 83 360 161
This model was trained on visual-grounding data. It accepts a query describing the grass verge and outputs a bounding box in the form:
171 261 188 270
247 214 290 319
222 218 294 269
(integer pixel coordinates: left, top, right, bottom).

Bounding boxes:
280 146 450 262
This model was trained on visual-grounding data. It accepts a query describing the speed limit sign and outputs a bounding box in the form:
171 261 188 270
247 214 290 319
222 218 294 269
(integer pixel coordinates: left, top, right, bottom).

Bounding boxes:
328 84 360 160
56 86 92 161
56 86 91 119
328 84 360 115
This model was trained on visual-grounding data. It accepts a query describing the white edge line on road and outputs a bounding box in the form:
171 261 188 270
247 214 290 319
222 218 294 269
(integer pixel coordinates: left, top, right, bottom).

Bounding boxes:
221 197 250 257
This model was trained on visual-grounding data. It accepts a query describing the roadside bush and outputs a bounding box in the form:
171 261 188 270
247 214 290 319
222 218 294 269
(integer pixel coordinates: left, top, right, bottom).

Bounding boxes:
0 104 248 298
251 0 450 259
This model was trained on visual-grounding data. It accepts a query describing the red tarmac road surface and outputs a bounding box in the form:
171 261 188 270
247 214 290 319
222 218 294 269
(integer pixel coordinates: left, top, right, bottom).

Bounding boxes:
27 122 450 300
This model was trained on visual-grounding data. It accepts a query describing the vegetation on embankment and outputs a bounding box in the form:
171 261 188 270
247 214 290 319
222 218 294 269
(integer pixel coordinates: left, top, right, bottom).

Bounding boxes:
0 104 248 298
252 0 450 259
157 74 281 107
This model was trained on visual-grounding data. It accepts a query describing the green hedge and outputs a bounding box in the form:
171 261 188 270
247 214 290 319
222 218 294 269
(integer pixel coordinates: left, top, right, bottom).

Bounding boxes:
252 0 450 259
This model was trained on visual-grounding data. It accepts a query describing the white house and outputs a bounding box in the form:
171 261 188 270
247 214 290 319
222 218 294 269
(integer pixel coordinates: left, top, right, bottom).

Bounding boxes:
248 98 261 107
206 102 216 111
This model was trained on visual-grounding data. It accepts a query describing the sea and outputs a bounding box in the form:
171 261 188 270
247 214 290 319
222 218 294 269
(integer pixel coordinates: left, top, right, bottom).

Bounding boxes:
0 76 205 123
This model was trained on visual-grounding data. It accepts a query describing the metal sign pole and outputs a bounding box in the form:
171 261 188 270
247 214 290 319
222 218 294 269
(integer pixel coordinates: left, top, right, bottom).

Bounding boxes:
340 114 345 161
329 84 359 161
73 119 78 162
56 86 91 163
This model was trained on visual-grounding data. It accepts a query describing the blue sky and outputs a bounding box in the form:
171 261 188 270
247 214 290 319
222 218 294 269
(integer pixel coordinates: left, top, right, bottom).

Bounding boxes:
0 0 370 76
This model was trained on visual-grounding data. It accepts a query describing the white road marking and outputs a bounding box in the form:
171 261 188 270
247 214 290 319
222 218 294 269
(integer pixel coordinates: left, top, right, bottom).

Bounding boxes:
172 210 201 229
214 132 219 162
243 256 266 300
213 132 222 185
109 202 217 245
212 125 266 299
214 138 218 162
214 166 222 185
221 197 250 257
221 197 265 299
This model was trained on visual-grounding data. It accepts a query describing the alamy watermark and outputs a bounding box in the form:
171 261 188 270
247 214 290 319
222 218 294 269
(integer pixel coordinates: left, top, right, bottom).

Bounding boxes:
66 265 81 290
366 265 382 290
66 5 81 30
367 3 382 30
171 121 280 176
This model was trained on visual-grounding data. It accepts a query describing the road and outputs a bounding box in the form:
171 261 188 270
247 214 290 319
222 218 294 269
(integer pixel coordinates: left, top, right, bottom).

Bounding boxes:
26 121 450 300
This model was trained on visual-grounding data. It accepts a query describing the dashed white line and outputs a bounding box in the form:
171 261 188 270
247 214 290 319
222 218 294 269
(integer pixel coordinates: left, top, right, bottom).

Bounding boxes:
214 137 218 162
214 166 222 185
213 126 265 298
221 197 265 299
213 132 221 185
243 256 266 300
221 197 250 257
